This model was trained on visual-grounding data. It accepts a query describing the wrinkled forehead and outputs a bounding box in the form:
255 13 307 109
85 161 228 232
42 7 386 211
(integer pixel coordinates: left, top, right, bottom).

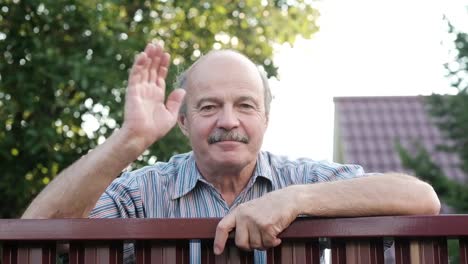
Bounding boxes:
185 51 264 95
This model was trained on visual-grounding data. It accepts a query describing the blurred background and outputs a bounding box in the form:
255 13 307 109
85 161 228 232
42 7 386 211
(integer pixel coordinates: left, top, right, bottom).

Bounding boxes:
0 0 467 237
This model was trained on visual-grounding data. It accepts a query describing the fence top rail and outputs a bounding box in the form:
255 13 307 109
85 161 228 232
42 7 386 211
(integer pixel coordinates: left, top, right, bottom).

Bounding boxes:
0 215 467 241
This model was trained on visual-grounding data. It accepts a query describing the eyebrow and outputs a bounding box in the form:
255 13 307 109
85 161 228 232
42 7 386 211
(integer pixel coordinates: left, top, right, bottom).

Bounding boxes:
195 96 259 109
237 96 258 104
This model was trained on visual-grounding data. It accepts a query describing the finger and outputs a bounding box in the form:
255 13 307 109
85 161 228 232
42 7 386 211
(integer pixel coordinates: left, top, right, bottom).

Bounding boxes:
149 45 163 83
160 52 170 68
149 58 160 83
262 234 282 249
235 221 251 252
154 43 163 59
148 44 162 69
157 67 167 88
248 225 265 250
128 67 142 88
214 211 236 255
256 223 282 249
128 53 145 87
166 89 186 117
157 77 166 94
159 53 171 79
144 44 156 83
144 43 155 55
140 55 150 83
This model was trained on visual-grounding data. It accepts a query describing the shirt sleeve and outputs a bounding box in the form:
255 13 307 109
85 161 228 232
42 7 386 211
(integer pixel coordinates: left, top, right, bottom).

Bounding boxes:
88 172 145 219
303 160 366 184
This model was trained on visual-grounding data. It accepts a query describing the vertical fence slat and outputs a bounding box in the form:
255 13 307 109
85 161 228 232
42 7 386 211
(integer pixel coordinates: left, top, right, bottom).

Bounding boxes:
200 240 215 264
201 239 253 264
416 238 448 264
41 245 56 264
460 238 468 264
69 242 84 264
2 242 55 264
331 239 346 264
135 240 189 264
433 238 448 264
421 240 433 263
395 239 411 264
69 241 122 264
135 241 149 263
267 242 281 264
404 239 449 264
108 241 123 264
266 239 320 264
370 239 385 264
2 243 18 264
331 239 384 264
346 241 357 264
17 248 31 264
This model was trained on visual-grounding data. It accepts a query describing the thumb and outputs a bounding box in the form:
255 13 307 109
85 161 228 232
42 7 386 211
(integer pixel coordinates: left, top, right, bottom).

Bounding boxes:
166 88 186 116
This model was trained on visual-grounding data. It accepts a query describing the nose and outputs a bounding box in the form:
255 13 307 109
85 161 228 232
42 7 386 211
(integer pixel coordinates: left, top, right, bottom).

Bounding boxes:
217 106 240 130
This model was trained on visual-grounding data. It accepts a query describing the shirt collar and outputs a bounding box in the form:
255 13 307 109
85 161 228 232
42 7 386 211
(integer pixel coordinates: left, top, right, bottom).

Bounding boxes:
172 152 203 200
251 151 274 184
171 151 274 200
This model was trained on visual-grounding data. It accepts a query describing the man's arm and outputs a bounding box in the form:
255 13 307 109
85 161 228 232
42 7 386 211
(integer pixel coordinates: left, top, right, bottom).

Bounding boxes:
213 173 440 254
22 43 185 219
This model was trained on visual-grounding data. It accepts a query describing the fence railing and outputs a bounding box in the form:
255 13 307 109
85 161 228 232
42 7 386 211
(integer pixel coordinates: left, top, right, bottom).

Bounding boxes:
1 215 467 263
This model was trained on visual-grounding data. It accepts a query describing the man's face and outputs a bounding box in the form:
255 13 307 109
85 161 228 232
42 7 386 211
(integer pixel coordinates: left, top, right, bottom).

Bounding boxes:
179 52 268 172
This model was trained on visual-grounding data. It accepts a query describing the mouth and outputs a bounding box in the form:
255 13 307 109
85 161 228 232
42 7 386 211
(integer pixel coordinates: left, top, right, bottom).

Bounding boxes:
209 139 248 144
212 140 244 150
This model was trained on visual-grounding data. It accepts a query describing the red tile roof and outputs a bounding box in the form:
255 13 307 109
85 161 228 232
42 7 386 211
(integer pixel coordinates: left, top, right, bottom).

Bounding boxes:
334 96 465 182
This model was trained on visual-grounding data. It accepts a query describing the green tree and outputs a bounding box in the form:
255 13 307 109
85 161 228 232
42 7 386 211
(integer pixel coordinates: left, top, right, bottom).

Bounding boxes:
397 17 468 263
397 17 468 213
0 0 319 218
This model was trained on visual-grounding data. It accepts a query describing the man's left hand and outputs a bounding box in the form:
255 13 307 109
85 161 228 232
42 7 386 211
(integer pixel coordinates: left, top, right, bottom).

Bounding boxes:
213 186 300 254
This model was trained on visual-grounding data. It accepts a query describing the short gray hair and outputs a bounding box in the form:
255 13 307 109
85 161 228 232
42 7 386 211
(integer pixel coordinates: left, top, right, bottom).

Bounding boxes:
175 52 272 116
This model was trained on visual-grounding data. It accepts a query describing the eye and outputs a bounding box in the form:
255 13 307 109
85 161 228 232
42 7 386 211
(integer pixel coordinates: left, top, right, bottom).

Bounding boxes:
240 103 254 109
200 105 216 112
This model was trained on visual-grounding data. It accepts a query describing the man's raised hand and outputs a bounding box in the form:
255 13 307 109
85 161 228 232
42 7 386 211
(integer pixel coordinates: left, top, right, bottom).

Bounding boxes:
123 43 185 150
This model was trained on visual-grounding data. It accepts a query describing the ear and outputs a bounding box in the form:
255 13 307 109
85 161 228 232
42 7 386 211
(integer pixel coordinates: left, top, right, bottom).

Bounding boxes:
264 113 269 129
178 114 189 137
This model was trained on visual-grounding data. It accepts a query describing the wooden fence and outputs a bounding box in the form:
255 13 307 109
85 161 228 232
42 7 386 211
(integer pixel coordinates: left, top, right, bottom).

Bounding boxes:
1 215 467 263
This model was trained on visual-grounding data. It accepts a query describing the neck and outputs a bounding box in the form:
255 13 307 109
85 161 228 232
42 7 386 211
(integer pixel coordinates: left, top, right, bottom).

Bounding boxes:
196 159 257 206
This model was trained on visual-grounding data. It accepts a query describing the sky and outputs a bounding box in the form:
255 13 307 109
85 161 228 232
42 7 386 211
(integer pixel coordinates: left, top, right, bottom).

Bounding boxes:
262 0 468 161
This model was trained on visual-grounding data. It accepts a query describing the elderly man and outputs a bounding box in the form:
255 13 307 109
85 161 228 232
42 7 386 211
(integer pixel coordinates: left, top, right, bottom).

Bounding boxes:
23 43 440 261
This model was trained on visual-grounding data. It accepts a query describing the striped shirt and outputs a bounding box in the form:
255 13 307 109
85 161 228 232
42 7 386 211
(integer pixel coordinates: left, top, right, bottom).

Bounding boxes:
89 151 365 263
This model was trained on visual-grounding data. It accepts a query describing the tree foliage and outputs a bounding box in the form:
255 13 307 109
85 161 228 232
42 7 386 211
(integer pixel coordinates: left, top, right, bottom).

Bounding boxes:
0 0 319 218
397 17 468 213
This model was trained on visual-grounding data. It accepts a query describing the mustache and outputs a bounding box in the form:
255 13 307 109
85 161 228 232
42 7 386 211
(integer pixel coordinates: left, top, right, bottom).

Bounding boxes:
208 130 249 144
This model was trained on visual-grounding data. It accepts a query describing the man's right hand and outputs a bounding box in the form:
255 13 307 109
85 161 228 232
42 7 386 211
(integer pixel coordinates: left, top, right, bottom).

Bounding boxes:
22 43 186 219
123 43 185 151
